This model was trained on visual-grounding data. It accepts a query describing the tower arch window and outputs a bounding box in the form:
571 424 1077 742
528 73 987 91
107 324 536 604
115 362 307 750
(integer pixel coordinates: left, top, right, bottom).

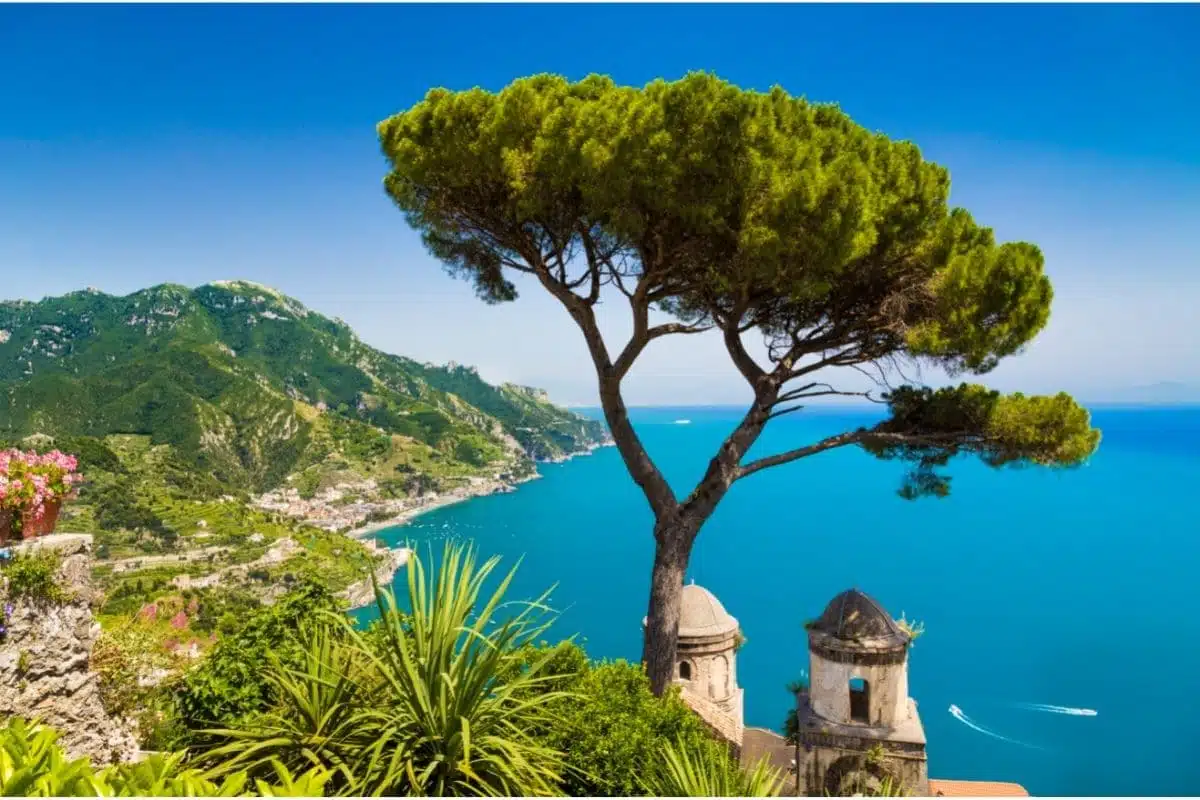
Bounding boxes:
849 677 870 723
678 661 692 680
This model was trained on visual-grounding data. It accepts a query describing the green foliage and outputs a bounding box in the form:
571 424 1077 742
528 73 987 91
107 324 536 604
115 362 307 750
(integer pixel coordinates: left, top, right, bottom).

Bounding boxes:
89 618 186 733
1 550 70 605
198 623 366 789
196 544 574 796
292 469 321 500
0 282 606 491
895 613 925 643
641 736 784 797
538 658 716 796
341 544 571 796
378 72 1097 504
0 718 331 797
0 718 102 797
89 482 171 538
185 586 261 635
380 73 1046 367
172 579 342 738
866 384 1101 498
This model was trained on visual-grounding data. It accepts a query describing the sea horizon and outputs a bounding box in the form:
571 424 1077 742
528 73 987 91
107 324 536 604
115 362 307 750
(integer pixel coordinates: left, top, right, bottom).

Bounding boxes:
564 400 1200 412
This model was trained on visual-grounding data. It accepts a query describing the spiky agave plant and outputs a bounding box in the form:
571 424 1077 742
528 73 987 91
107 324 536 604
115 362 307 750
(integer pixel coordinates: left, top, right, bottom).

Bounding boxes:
640 735 785 797
346 543 576 796
197 621 371 790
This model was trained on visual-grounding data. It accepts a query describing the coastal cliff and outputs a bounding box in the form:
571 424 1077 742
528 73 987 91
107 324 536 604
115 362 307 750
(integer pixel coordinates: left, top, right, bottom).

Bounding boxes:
339 544 412 609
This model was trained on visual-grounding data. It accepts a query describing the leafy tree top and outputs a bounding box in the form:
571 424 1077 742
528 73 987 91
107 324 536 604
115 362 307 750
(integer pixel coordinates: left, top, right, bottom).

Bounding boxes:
381 72 1048 373
379 72 1098 508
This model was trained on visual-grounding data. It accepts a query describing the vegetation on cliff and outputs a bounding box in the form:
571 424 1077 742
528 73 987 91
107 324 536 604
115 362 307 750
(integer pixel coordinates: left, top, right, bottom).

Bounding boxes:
0 281 607 493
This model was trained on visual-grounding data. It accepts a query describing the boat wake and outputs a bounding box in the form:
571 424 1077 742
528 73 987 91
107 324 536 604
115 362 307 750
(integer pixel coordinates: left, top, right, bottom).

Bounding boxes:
674 419 692 425
948 704 1041 750
1015 702 1098 717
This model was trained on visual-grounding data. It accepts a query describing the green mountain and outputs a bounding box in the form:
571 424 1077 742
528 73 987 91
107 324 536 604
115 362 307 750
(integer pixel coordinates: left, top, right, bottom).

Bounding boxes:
0 281 608 493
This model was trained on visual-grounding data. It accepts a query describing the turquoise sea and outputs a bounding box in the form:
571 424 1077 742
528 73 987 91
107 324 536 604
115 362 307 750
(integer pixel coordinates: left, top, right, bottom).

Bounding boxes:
358 406 1200 796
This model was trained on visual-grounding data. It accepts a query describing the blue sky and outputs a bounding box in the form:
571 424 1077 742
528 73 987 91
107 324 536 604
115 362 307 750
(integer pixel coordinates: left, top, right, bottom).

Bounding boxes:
1 3 1197 405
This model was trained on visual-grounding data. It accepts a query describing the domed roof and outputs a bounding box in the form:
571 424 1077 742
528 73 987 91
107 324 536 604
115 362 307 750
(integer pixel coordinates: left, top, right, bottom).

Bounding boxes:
809 589 908 646
678 583 739 639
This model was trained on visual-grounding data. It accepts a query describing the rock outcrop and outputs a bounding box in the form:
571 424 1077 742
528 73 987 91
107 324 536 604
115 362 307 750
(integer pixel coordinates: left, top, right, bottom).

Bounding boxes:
0 533 139 764
339 546 412 610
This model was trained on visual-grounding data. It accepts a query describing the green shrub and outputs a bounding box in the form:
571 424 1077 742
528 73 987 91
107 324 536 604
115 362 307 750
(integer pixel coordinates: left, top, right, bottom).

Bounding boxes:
89 619 182 723
0 718 100 796
172 579 341 740
640 735 784 797
0 717 332 797
2 550 71 605
540 659 716 796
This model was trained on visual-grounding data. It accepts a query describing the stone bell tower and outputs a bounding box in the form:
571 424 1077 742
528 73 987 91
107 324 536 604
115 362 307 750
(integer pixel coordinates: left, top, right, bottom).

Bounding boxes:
647 582 745 751
793 589 929 796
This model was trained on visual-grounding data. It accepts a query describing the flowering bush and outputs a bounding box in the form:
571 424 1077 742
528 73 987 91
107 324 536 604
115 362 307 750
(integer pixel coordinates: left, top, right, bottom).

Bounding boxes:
0 449 81 523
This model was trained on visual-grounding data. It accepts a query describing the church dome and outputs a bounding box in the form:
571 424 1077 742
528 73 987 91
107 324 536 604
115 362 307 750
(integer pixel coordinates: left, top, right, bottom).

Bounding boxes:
809 589 909 648
677 583 739 639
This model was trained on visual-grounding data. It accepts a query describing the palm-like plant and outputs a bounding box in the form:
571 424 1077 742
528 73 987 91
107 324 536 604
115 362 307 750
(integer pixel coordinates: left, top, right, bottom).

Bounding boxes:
346 543 575 796
197 622 371 790
641 736 784 797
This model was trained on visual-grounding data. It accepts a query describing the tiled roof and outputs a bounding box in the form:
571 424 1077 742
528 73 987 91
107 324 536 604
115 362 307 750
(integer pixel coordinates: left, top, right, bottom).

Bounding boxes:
930 779 1030 796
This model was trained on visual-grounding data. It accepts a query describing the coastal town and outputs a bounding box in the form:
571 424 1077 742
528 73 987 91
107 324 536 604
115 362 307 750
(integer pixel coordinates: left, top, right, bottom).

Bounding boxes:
253 443 606 535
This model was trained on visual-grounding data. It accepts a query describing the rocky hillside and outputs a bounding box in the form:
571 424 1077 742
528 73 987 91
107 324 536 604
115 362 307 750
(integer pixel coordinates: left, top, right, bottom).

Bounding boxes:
0 281 608 492
0 535 140 764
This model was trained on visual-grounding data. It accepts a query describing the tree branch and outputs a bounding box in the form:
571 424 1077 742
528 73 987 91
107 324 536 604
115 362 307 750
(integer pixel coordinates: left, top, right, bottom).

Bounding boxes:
735 430 866 480
720 305 766 387
735 428 978 481
524 250 680 520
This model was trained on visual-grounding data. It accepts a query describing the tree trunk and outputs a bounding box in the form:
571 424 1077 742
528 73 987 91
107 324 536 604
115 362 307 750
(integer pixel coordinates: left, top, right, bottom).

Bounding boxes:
642 525 696 697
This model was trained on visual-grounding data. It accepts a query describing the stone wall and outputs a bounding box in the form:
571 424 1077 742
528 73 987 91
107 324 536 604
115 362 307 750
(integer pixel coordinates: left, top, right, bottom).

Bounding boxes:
795 730 929 796
678 683 745 753
809 649 910 727
0 533 139 764
677 645 739 705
